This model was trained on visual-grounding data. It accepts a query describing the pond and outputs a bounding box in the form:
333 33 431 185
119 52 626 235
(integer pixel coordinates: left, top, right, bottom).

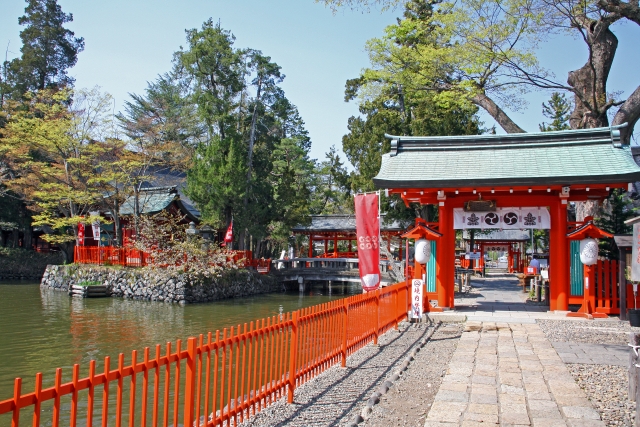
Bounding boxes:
0 281 357 404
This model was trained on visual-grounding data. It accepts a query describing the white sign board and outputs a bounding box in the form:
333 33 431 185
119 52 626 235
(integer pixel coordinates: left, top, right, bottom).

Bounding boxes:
633 223 640 282
453 207 550 229
411 279 424 320
465 252 481 260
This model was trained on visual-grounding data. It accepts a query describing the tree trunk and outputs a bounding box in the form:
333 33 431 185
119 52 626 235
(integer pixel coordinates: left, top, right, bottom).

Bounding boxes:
472 92 526 133
612 85 640 145
567 20 618 129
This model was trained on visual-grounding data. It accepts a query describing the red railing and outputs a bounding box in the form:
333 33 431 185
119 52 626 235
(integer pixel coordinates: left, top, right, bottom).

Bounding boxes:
0 282 409 427
74 246 271 273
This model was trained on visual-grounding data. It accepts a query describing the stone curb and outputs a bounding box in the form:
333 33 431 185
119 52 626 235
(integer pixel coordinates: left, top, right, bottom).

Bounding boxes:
345 320 442 426
427 312 467 323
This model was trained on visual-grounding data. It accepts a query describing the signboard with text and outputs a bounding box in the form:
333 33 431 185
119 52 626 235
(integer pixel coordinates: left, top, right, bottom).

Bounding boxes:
411 279 424 319
454 207 550 229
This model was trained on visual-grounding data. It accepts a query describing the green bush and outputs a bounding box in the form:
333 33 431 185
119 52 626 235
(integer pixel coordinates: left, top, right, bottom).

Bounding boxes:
0 247 64 277
78 280 101 287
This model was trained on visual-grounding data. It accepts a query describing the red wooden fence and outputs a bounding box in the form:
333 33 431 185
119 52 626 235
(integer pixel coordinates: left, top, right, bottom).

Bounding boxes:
0 282 409 427
566 259 640 313
74 246 270 273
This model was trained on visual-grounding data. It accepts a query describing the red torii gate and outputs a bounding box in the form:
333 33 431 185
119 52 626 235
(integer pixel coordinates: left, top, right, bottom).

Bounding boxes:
373 125 640 311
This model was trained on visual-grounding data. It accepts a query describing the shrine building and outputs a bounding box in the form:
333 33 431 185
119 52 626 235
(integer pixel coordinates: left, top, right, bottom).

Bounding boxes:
373 124 640 312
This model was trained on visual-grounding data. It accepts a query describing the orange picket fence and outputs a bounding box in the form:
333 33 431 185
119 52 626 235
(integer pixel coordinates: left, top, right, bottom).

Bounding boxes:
0 282 409 427
74 246 271 274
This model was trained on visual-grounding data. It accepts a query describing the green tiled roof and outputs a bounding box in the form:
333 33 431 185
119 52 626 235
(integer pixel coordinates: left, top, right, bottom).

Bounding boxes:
119 191 177 215
373 125 640 188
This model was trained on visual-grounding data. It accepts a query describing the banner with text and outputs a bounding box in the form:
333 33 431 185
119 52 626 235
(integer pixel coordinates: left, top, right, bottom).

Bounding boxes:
411 279 424 319
453 207 550 230
355 193 380 292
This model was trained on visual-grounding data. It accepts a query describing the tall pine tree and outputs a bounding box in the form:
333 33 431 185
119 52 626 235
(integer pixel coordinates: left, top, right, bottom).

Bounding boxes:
5 0 84 97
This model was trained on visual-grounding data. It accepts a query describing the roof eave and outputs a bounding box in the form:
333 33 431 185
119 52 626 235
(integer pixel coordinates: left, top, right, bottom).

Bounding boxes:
373 172 640 190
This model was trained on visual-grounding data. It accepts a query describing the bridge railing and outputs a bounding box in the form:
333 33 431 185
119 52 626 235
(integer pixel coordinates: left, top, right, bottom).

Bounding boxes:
0 281 410 427
271 257 403 272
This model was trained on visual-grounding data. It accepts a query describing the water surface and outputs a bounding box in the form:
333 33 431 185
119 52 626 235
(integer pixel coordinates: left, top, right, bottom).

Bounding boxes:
0 281 355 402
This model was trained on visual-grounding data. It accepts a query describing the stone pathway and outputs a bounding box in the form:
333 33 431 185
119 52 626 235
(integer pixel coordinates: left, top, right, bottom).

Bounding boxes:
551 341 628 366
424 321 606 426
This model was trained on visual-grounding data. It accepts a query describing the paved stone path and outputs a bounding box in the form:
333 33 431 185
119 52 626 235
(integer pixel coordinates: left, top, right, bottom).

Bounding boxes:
551 341 628 366
424 321 606 427
451 275 560 324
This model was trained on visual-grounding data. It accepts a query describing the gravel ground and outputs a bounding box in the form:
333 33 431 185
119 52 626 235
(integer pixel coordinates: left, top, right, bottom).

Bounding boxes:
567 364 635 427
538 319 635 345
538 319 638 426
361 323 462 427
238 320 460 427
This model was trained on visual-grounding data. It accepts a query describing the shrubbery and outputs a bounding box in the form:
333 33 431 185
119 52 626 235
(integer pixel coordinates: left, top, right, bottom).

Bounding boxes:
0 247 64 278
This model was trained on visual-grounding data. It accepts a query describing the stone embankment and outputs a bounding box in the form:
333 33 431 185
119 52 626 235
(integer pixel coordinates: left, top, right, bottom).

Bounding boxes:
41 264 280 304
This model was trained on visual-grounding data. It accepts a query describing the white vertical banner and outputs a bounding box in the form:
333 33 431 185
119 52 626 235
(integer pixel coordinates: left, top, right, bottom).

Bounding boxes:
632 223 640 282
89 211 100 240
411 279 424 319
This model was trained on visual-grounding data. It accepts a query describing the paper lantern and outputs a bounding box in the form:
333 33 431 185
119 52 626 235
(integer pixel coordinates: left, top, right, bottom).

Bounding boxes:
579 238 599 266
415 239 431 264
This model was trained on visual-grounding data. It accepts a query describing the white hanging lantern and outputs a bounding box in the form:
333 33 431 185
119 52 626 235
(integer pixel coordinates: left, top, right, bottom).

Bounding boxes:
579 238 599 266
415 238 431 264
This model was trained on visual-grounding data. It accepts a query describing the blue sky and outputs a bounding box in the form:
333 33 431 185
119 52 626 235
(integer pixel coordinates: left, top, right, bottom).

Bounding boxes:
2 1 639 164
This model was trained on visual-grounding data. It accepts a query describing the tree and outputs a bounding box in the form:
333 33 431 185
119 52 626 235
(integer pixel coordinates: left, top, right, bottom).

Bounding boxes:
0 89 99 261
321 0 640 144
340 0 482 223
539 92 572 131
596 188 636 259
5 0 84 97
310 146 352 214
178 20 314 255
117 72 204 170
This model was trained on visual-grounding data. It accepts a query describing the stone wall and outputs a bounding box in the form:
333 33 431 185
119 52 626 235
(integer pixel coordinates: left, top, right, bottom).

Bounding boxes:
41 264 280 304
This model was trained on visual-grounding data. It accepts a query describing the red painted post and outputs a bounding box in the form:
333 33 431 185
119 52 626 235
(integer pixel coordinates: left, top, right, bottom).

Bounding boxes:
288 311 299 403
183 337 197 427
550 200 569 311
11 378 20 427
341 299 349 367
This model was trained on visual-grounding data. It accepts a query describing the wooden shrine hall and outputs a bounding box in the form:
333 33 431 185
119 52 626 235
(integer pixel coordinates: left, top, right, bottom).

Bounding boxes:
291 215 408 259
373 124 640 312
461 230 530 273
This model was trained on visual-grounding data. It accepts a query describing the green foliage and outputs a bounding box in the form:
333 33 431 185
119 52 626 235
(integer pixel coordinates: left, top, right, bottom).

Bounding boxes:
178 21 314 256
539 93 571 132
78 280 101 287
342 0 482 223
309 146 352 215
5 0 84 97
0 246 63 276
596 189 637 259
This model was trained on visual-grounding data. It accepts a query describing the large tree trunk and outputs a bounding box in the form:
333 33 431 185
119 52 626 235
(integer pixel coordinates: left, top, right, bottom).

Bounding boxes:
612 85 640 144
567 20 618 129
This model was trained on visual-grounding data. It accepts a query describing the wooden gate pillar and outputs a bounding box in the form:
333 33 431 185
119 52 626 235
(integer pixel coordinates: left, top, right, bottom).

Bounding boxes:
549 200 570 311
436 201 455 308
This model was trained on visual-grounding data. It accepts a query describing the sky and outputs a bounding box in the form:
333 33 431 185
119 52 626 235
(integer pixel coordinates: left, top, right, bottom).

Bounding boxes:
1 0 639 165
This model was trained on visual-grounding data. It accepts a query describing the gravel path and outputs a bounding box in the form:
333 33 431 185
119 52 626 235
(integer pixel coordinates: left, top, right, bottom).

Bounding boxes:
538 319 635 345
361 323 462 427
239 320 460 427
538 319 638 426
567 364 635 427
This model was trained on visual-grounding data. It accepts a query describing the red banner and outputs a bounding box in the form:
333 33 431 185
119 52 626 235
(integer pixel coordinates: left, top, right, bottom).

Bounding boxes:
222 219 233 246
77 223 85 246
355 193 380 292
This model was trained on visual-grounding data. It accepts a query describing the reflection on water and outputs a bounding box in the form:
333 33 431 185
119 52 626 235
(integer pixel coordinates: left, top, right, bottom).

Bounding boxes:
0 281 358 402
